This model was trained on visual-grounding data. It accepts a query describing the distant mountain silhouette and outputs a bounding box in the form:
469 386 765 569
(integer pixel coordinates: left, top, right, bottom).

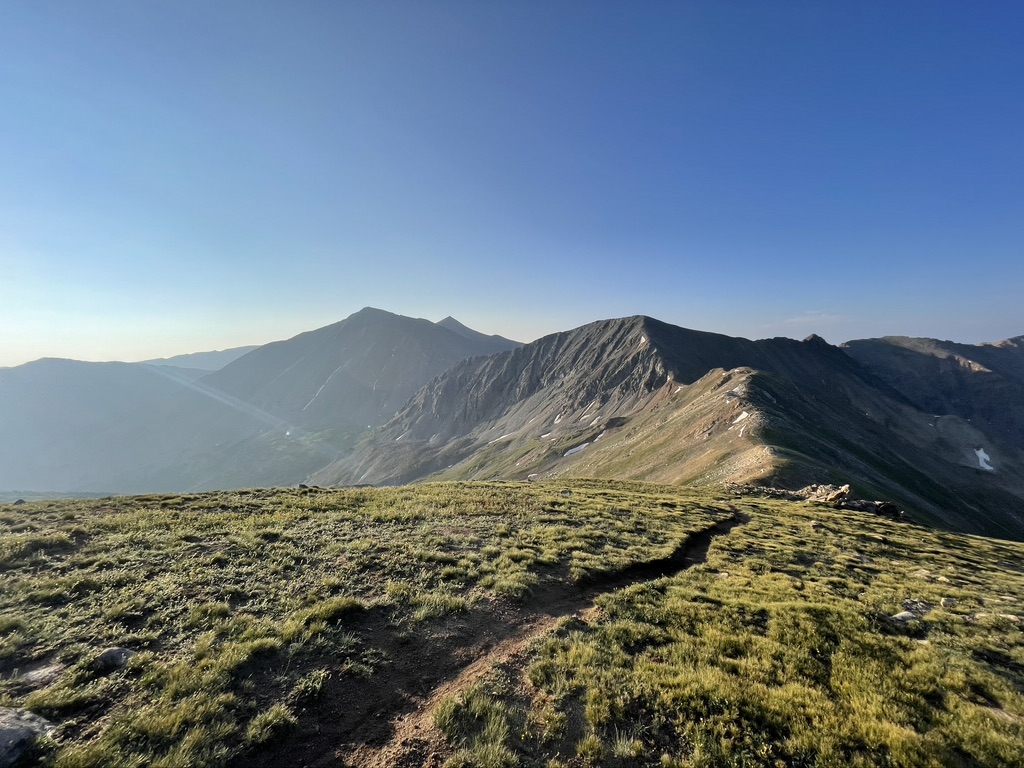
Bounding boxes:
202 307 519 430
0 309 518 494
436 316 520 350
143 346 259 371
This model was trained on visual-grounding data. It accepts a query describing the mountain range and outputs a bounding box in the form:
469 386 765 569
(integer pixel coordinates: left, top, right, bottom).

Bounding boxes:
3 308 1022 540
0 309 517 494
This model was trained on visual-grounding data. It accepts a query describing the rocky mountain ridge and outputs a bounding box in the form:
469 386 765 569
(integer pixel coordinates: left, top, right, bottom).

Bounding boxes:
4 309 1021 540
314 317 1024 540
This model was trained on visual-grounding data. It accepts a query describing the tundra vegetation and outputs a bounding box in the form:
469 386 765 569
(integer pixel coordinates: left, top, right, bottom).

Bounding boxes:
0 482 1021 767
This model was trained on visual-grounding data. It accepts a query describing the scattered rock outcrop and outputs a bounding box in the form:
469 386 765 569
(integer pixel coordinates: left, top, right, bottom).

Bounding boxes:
797 484 904 519
801 483 854 504
732 483 905 519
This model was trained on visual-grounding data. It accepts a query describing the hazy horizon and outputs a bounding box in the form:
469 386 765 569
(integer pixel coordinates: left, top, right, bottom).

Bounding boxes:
3 304 1022 370
3 2 1022 367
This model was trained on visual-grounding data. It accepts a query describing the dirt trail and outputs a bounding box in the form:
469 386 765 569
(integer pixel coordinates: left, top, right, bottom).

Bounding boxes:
236 513 745 768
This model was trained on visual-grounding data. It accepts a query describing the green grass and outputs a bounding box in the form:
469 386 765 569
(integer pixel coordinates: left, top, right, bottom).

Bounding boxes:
440 495 1024 767
2 483 1021 766
0 481 728 766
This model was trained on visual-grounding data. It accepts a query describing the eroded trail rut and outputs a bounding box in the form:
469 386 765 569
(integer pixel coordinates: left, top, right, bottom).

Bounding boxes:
238 513 746 768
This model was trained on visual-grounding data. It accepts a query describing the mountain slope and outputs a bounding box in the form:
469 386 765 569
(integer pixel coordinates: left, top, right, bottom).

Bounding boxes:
0 359 272 492
0 309 518 493
201 307 519 431
143 345 259 371
842 335 1024 453
312 316 894 487
315 316 1024 540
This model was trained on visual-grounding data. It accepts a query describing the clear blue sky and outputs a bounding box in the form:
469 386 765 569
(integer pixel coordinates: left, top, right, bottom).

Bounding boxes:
2 1 1022 366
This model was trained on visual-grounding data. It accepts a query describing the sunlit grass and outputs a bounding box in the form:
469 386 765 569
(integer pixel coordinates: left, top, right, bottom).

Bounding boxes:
440 496 1024 767
0 481 728 766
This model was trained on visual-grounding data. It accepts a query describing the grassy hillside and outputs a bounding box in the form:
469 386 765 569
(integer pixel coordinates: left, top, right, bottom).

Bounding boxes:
1 483 1021 767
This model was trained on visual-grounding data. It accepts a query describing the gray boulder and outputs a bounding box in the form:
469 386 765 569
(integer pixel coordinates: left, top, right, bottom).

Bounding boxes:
0 708 54 768
92 647 136 674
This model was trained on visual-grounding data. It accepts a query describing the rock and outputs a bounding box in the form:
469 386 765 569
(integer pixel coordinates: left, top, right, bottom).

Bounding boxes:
0 708 54 768
800 484 852 504
92 647 136 674
940 597 958 609
890 611 917 622
825 484 852 503
903 599 933 616
874 501 904 518
12 499 25 506
966 612 1019 623
16 664 63 688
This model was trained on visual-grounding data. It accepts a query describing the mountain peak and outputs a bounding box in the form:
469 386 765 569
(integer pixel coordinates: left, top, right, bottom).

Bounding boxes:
436 316 471 333
353 306 395 318
435 316 521 351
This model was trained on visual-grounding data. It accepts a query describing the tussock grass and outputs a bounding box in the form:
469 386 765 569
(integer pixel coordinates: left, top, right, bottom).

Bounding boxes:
5 483 1021 766
441 495 1024 767
0 481 727 766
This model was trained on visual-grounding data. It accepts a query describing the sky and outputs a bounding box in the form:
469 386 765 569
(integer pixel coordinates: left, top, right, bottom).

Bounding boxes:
2 1 1022 367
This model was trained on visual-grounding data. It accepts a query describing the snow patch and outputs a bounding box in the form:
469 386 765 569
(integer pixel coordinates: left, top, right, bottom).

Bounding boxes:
488 433 513 445
564 443 589 457
674 385 683 393
976 447 995 472
540 433 551 439
739 426 746 438
589 416 601 426
554 413 563 424
638 335 647 348
732 411 750 424
593 430 607 442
